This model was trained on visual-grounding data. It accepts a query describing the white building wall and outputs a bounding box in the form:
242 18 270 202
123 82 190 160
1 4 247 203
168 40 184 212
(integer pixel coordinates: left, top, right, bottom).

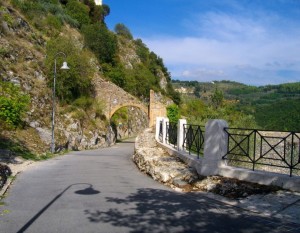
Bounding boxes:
95 0 102 5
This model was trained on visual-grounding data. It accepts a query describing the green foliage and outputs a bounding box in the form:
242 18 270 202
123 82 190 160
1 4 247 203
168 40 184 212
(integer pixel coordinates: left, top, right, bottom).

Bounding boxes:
175 80 300 131
180 98 206 120
45 14 62 31
0 137 34 160
167 82 181 105
81 1 110 23
0 6 14 26
210 88 224 109
46 35 94 103
227 86 260 96
34 14 63 37
11 0 46 17
194 84 201 98
102 63 126 88
123 64 160 99
0 81 30 129
56 13 80 28
114 23 133 39
11 0 80 28
65 0 90 27
167 104 180 123
180 96 256 129
82 24 118 64
255 99 300 132
72 96 93 111
111 107 128 124
135 39 150 64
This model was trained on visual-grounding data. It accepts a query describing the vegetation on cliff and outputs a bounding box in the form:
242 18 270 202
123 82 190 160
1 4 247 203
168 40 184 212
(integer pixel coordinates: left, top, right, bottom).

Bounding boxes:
10 0 180 103
0 0 179 158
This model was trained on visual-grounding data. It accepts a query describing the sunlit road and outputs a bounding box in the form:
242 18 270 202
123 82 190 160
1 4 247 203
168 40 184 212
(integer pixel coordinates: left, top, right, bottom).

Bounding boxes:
0 140 299 233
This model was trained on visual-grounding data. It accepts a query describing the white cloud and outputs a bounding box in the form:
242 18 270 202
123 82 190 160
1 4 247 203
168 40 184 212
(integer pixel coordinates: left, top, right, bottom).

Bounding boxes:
142 11 300 85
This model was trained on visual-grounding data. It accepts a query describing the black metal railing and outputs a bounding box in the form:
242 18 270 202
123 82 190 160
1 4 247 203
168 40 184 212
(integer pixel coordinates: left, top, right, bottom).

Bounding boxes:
223 128 300 177
158 120 163 143
183 124 205 159
166 122 177 148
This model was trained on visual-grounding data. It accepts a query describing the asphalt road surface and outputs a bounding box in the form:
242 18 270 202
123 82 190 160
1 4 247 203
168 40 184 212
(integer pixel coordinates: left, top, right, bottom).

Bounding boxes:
0 140 299 233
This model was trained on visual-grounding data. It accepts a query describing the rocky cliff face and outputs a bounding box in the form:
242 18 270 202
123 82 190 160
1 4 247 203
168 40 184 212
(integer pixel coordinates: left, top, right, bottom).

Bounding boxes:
0 2 110 155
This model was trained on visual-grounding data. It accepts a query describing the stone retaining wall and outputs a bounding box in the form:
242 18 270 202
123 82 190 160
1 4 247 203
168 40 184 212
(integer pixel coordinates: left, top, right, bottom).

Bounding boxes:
133 128 199 191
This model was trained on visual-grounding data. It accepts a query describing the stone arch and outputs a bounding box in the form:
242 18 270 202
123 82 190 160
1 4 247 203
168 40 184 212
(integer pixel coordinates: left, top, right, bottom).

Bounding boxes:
109 103 148 119
93 76 170 128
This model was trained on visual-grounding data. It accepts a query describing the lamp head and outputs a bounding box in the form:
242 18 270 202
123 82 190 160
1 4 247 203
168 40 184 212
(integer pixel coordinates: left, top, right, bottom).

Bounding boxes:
60 61 70 70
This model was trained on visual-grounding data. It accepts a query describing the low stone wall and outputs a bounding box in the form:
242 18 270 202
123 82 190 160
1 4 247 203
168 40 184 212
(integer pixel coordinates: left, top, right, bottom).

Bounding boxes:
133 128 199 191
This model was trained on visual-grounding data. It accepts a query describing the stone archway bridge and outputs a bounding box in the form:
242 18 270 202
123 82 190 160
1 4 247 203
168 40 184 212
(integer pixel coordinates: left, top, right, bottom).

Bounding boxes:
93 77 171 127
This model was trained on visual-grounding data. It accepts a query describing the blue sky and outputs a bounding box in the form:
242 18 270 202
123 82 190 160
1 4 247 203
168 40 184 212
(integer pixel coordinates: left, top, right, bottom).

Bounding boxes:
104 0 300 86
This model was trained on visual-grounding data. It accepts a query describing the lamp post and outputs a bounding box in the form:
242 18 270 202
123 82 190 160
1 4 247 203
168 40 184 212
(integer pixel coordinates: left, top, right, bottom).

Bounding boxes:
108 96 117 146
50 52 70 153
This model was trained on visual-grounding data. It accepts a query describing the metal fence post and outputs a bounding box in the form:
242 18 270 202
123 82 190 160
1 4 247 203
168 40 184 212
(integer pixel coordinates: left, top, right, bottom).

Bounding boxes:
177 119 187 151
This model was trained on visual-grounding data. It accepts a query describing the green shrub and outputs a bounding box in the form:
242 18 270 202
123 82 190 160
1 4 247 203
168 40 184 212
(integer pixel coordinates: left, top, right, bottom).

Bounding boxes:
56 13 79 27
115 23 133 39
82 24 118 64
167 104 180 123
0 81 30 129
65 0 90 27
73 96 93 111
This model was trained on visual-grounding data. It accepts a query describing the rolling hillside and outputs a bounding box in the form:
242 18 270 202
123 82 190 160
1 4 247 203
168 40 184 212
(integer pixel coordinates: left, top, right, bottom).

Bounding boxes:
172 80 300 131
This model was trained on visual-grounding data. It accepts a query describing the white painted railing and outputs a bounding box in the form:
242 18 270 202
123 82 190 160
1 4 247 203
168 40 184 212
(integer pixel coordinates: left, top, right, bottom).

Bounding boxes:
155 117 300 192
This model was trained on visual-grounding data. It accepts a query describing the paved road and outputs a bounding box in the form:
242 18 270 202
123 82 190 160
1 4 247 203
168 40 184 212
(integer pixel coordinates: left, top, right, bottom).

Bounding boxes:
0 141 299 233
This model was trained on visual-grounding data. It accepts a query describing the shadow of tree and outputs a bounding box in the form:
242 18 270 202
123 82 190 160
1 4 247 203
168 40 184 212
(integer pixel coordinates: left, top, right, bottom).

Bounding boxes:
84 188 299 233
0 135 35 162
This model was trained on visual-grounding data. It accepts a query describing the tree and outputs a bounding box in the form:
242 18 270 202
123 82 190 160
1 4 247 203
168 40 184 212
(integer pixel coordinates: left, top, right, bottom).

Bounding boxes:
211 88 224 109
167 104 180 123
114 23 133 39
82 24 118 64
81 0 110 24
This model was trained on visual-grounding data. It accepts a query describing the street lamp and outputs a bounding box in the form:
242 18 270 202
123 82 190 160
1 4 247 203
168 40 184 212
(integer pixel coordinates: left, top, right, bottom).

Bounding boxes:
108 97 117 146
50 52 70 153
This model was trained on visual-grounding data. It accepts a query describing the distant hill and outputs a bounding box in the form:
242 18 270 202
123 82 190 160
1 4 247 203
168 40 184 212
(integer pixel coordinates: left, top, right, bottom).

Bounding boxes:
172 80 300 131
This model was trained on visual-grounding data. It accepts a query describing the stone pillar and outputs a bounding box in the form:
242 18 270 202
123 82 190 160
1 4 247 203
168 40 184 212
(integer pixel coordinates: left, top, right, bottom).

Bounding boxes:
155 117 163 141
149 90 168 128
201 119 228 176
162 117 169 144
177 119 187 151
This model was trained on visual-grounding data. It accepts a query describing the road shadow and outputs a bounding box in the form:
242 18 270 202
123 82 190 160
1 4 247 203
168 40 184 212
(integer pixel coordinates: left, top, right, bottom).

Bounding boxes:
16 183 100 233
84 188 300 233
